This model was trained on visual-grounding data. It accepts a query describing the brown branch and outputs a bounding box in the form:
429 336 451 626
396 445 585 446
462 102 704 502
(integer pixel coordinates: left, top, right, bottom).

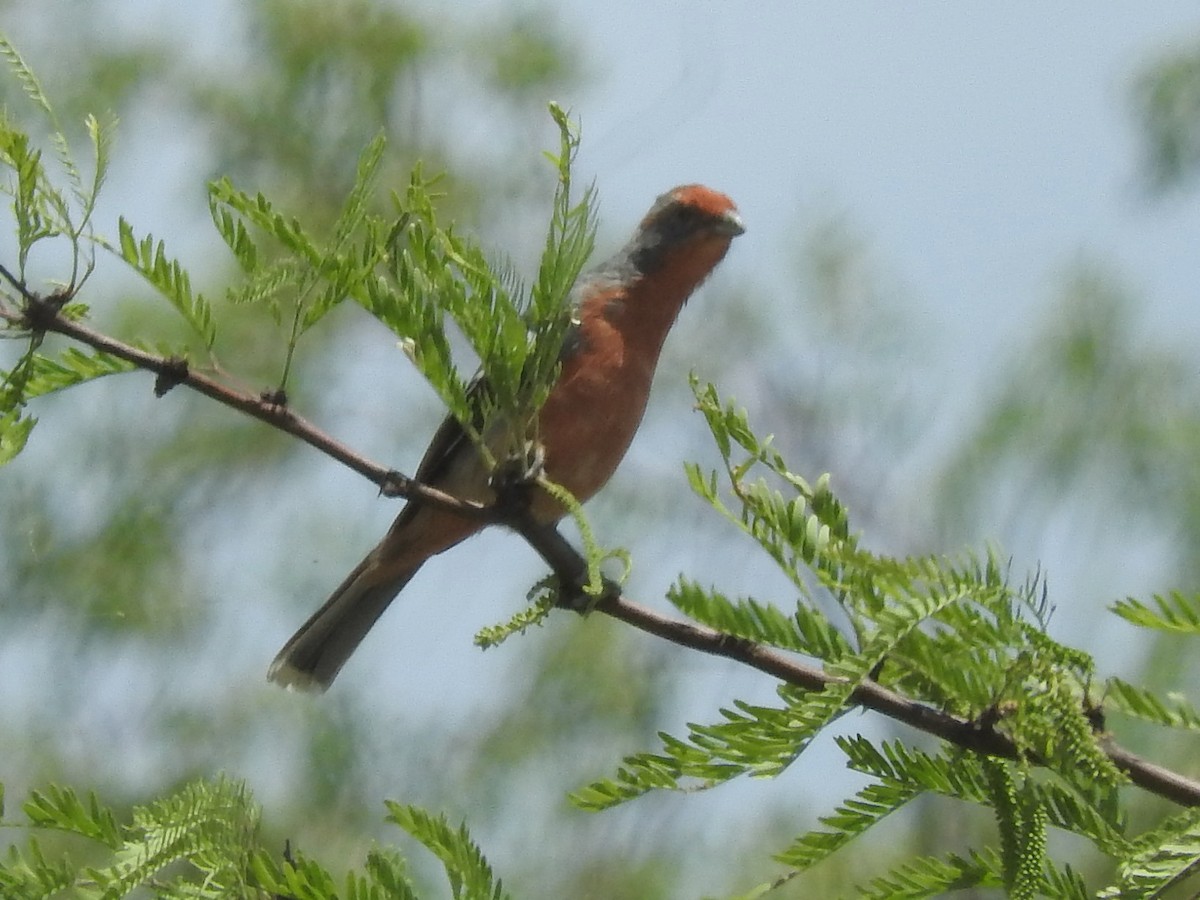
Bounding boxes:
9 282 1200 809
506 509 1200 808
8 290 491 521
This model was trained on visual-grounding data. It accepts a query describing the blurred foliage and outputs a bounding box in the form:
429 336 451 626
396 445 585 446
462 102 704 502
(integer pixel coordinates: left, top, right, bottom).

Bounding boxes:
935 262 1200 555
1133 38 1200 194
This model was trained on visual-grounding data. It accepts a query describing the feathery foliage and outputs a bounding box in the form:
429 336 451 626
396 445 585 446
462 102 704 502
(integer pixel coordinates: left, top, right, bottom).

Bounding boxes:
0 34 115 463
575 382 1200 894
0 777 511 900
0 34 109 287
1098 808 1200 898
116 217 217 349
366 101 596 472
1105 677 1200 730
1112 591 1200 636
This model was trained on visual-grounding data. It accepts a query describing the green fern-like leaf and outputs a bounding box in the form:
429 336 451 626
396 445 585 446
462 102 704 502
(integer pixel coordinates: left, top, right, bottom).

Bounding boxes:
852 848 1002 899
838 736 1129 856
570 725 744 811
88 776 258 898
362 847 419 900
205 138 395 388
773 778 921 873
1041 861 1091 900
0 126 51 271
694 696 838 777
299 134 389 332
522 102 597 415
667 577 853 659
838 737 986 802
0 35 53 118
385 802 509 900
0 835 77 899
250 846 341 899
365 110 596 485
1112 591 1200 635
828 581 970 684
0 36 85 211
208 195 260 274
18 349 136 399
851 845 1088 900
117 218 217 348
21 784 122 848
0 40 110 293
572 684 857 813
222 258 298 308
1 348 134 465
1106 677 1200 731
207 177 323 266
332 132 387 251
78 111 112 232
1098 807 1200 899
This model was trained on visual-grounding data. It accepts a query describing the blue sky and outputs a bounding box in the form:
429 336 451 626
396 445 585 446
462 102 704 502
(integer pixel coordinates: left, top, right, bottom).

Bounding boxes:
555 4 1200 347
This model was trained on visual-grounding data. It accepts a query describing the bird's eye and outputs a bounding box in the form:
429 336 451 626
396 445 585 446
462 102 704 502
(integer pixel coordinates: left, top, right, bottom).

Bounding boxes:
667 205 700 232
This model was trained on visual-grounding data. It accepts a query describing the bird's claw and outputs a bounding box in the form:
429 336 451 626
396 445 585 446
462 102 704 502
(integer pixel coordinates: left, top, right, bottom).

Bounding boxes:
490 441 546 513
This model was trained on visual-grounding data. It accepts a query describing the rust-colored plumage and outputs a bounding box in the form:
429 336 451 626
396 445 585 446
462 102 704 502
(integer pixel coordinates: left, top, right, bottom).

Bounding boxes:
269 185 744 690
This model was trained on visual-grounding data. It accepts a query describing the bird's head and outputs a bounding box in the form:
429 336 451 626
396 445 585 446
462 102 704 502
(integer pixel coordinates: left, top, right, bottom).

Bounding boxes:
626 184 744 279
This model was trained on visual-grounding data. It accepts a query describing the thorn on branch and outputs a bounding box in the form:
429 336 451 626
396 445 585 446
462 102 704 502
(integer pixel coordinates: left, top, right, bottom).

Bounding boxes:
712 632 758 656
153 356 190 397
974 700 1018 741
260 387 288 407
19 287 71 334
379 470 411 498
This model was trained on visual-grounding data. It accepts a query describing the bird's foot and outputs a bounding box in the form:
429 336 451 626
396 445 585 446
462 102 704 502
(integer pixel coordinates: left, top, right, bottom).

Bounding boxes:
490 441 546 516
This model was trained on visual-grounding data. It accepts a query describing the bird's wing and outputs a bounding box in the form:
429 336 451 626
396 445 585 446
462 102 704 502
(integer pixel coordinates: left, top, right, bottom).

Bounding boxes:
409 376 488 488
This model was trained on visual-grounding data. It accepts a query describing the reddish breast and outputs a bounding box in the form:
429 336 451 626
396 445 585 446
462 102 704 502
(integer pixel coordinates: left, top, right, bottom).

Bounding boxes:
536 299 656 508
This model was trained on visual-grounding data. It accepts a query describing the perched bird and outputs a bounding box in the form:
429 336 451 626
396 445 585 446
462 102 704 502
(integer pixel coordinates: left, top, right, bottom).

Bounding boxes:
269 184 744 691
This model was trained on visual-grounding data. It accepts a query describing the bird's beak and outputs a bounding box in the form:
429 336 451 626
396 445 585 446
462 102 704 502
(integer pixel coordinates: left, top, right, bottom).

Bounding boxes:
715 209 746 237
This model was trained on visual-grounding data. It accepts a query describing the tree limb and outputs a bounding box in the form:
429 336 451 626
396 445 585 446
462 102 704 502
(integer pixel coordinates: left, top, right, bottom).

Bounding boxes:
3 288 491 521
506 510 1200 808
7 281 1200 809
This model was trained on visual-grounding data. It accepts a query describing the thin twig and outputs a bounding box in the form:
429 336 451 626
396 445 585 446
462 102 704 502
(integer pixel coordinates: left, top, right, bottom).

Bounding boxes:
0 260 37 304
13 290 490 521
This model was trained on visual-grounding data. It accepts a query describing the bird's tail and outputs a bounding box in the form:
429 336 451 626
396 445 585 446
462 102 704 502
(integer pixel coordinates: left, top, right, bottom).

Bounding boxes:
267 554 422 692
